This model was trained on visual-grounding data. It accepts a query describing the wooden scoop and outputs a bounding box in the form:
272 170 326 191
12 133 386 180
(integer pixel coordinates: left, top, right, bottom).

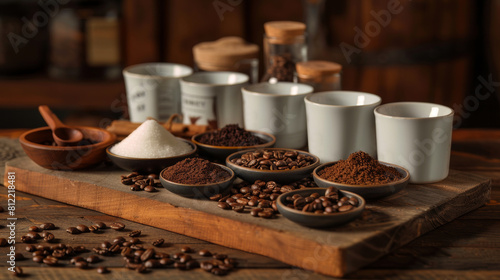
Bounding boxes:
38 105 84 146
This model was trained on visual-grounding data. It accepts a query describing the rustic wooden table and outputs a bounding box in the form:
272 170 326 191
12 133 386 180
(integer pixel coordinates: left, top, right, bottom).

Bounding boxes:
0 129 499 279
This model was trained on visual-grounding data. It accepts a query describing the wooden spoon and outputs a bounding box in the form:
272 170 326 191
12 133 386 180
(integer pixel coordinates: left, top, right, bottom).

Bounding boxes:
38 105 84 146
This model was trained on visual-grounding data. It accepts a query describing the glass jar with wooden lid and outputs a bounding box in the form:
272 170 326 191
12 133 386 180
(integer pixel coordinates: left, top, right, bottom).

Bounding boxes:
193 37 259 83
296 60 342 92
262 21 307 83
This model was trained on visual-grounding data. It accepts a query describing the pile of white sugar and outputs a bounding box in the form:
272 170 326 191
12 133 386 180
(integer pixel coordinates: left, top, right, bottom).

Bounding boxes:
110 120 192 158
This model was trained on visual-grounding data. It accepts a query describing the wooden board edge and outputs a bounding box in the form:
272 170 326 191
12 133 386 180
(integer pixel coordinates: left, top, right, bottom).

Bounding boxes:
4 164 348 277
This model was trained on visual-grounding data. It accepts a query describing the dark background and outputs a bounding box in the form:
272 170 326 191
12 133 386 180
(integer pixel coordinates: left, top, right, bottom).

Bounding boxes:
0 0 499 129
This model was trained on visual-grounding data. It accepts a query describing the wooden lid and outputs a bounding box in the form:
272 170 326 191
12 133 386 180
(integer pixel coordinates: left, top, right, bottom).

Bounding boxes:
296 61 342 77
193 37 259 71
264 21 306 44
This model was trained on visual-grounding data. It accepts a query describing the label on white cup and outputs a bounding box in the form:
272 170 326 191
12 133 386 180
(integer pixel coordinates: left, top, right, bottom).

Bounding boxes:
181 93 217 129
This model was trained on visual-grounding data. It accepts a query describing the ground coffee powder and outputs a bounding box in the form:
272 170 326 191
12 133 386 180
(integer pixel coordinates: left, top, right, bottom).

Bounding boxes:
317 151 403 185
161 158 230 184
197 124 265 146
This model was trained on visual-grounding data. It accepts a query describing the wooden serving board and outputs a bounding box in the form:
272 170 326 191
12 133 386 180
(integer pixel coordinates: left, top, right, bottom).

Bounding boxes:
4 157 491 277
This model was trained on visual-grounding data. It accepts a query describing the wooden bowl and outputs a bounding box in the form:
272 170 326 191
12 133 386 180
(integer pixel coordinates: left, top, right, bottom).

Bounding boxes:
225 148 320 184
312 161 410 200
19 126 116 170
191 130 276 160
106 138 197 173
276 188 365 228
159 163 236 198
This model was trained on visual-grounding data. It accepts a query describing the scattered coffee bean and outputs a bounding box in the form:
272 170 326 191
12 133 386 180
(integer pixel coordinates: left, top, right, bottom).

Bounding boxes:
109 222 126 231
70 256 84 264
52 249 65 258
211 267 227 276
113 236 126 244
0 238 7 246
14 252 25 260
88 225 100 233
94 222 107 229
109 243 121 254
101 241 111 249
155 252 169 259
174 262 187 270
12 266 23 277
129 230 141 237
73 245 86 253
186 259 200 269
25 245 36 252
86 255 100 263
33 255 44 263
43 232 55 242
209 194 222 201
40 223 56 230
179 254 192 263
144 185 157 192
152 239 164 247
232 204 245 212
66 227 81 234
140 248 155 262
181 246 193 253
21 235 34 243
129 238 140 244
75 260 89 269
144 259 160 268
43 256 58 266
29 225 41 232
136 264 148 273
160 258 174 266
97 266 109 274
199 249 212 257
213 253 228 261
76 225 90 233
217 202 231 210
200 260 214 271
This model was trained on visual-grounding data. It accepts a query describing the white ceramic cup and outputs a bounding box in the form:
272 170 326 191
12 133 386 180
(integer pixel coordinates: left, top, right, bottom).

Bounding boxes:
374 102 454 184
305 91 381 163
180 72 249 129
123 63 193 123
242 82 313 149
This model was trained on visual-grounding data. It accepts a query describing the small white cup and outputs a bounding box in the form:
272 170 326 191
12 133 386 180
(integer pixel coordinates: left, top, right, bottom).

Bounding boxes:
180 72 249 129
123 63 193 123
305 91 381 163
374 102 454 184
242 82 313 149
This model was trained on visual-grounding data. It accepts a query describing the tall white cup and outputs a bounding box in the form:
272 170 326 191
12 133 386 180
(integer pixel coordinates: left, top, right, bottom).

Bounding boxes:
305 91 381 163
242 82 313 149
374 102 454 184
123 63 193 122
180 72 248 129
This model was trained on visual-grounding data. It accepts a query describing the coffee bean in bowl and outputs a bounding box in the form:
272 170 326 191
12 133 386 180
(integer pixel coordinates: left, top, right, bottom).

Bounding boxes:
192 125 276 160
276 187 365 228
226 148 320 184
160 158 236 198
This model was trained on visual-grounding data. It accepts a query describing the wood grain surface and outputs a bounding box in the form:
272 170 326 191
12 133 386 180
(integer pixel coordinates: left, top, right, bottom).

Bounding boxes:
3 156 491 277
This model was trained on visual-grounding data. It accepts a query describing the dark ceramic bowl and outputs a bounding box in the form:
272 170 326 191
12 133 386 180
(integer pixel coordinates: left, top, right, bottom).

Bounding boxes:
106 138 197 173
312 161 410 200
19 126 116 170
192 130 276 161
159 163 236 198
225 148 320 184
276 188 365 228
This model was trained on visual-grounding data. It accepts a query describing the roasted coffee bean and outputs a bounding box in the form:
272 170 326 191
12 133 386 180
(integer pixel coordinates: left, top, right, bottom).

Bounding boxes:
43 232 55 243
66 227 81 234
113 236 126 244
129 230 141 237
32 250 44 257
52 249 65 258
109 243 121 254
12 266 23 277
43 256 58 266
200 260 214 271
217 201 231 210
159 257 174 266
129 238 140 244
122 242 132 247
33 255 44 263
172 252 183 260
140 248 155 262
29 225 41 232
87 255 100 263
258 209 274 219
76 225 89 233
236 198 249 205
97 266 109 274
109 222 126 231
121 247 132 257
75 260 89 269
186 259 200 269
70 256 84 264
14 252 25 260
250 208 263 217
88 225 100 233
101 241 111 249
181 246 193 253
93 248 110 256
211 267 227 276
0 238 7 246
40 223 56 230
210 193 222 201
74 246 86 253
94 222 106 229
25 245 36 252
130 185 141 192
152 239 164 247
144 185 157 192
224 258 238 267
199 249 212 257
144 259 160 268
130 244 143 250
21 236 34 243
213 253 228 260
136 264 148 273
179 254 192 263
232 204 245 212
121 177 134 185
